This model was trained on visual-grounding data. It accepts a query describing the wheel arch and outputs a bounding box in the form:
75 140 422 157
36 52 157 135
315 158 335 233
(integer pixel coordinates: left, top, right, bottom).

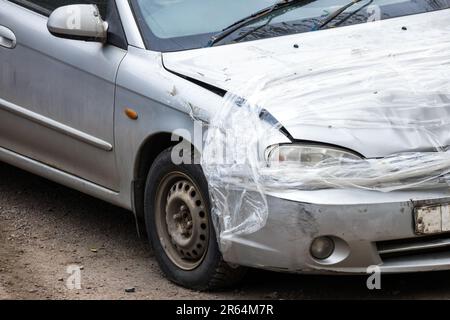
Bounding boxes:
132 131 200 238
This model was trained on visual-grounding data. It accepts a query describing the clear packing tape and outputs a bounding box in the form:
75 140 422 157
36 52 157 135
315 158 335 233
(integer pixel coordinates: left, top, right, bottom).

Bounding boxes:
198 17 450 246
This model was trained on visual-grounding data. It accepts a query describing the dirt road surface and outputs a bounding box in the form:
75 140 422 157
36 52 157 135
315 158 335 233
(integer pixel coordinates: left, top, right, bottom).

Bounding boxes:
1 161 450 300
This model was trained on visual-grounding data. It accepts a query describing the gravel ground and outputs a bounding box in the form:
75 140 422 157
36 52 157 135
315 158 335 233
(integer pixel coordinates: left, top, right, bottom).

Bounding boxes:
1 161 450 300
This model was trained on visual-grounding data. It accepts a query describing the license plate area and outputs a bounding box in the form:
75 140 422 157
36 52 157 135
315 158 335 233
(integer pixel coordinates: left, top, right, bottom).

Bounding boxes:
414 203 450 235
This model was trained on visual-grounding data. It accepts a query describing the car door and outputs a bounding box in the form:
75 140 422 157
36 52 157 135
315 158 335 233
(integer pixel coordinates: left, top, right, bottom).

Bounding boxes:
0 0 126 191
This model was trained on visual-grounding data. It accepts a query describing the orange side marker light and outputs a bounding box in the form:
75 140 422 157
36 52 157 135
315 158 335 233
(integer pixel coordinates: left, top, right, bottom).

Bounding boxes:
124 108 139 120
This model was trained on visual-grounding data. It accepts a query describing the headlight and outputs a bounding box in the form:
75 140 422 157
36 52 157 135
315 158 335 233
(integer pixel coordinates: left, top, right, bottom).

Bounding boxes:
266 144 362 167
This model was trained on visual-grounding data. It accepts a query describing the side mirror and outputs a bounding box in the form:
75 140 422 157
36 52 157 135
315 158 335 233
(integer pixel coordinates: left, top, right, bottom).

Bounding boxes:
47 4 108 42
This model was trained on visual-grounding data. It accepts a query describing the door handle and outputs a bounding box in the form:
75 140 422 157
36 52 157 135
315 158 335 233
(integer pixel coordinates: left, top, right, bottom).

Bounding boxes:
0 26 16 49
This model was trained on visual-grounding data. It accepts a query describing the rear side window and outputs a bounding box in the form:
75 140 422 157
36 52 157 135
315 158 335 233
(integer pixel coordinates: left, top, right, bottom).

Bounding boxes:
9 0 109 17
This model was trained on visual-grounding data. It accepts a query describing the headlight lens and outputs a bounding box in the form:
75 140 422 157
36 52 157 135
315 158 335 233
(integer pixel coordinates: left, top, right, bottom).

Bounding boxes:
266 144 362 167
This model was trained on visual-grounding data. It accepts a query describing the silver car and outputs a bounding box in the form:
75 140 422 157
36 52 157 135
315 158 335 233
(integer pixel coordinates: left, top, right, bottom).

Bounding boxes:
2 0 450 290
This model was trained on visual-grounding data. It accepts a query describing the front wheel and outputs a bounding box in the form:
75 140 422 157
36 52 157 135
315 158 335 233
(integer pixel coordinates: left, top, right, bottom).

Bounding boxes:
144 148 246 290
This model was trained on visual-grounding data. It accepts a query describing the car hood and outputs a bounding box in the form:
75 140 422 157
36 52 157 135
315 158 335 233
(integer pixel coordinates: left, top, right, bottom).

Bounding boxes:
163 9 450 158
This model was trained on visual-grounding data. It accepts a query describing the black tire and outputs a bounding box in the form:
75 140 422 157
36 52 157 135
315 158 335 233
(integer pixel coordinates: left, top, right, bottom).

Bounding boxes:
144 148 246 290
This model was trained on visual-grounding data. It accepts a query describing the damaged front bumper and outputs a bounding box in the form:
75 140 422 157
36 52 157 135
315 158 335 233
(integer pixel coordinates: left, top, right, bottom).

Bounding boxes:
193 8 450 275
221 188 450 274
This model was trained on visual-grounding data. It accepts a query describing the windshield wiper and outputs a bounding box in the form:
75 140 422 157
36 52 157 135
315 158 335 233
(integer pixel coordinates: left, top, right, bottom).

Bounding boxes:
315 0 371 30
207 0 311 47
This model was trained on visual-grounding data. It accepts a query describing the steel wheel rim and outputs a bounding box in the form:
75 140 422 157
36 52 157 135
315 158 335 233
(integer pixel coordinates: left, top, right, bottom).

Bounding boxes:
155 172 210 271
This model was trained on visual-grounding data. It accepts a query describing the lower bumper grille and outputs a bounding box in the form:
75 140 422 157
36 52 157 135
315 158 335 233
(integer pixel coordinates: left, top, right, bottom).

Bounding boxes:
377 233 450 261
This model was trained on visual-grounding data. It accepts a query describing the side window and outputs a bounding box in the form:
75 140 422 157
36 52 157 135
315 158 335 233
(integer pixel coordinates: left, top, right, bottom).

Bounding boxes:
9 0 109 17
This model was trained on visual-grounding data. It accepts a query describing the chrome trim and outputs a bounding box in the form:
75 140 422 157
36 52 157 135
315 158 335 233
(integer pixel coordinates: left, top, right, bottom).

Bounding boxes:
115 0 145 49
0 97 113 151
378 237 450 255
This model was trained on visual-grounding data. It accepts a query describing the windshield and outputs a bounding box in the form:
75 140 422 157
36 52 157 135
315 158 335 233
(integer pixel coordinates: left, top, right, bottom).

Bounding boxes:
131 0 450 52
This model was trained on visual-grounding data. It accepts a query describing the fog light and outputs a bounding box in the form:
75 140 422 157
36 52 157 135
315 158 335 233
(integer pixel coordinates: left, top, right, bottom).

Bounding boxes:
310 236 335 260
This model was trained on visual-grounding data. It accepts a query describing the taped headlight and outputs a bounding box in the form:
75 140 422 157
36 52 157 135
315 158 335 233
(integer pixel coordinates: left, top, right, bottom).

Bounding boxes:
266 144 362 167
